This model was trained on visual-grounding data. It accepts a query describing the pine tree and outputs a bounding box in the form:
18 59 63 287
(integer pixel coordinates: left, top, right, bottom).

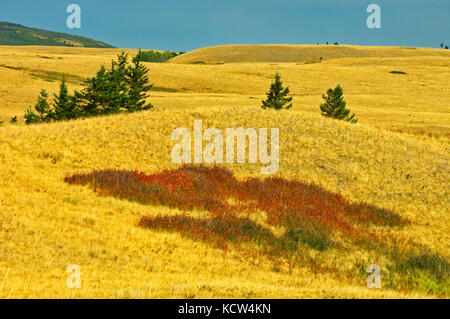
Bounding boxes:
320 85 357 123
126 51 153 112
261 73 293 110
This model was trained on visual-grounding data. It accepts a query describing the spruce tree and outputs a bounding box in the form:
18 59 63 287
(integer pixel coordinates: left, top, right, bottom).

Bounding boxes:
126 51 153 112
24 89 52 124
107 52 129 114
320 85 357 123
24 52 155 124
261 73 293 110
75 65 109 117
76 52 140 116
53 77 78 120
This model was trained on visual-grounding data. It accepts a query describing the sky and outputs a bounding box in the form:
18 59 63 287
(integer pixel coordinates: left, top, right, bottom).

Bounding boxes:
0 0 449 51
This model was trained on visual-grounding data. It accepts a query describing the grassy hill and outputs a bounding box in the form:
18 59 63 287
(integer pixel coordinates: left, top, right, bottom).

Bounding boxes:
0 21 114 48
170 44 450 64
0 45 448 298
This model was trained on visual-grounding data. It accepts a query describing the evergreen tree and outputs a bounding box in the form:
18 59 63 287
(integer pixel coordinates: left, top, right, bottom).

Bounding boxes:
320 85 357 123
53 77 78 120
24 109 42 124
107 52 130 114
75 65 109 117
261 73 293 110
24 52 155 124
24 89 52 124
126 51 153 112
76 52 133 116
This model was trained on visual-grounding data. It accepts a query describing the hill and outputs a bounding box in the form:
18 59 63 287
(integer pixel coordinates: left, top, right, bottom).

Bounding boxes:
170 44 450 64
0 21 114 48
0 45 448 298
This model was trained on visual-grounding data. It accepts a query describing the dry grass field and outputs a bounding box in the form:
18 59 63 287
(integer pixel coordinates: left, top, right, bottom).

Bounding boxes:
0 45 448 298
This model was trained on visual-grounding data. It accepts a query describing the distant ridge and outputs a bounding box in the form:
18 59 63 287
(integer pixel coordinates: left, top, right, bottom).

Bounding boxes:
170 44 450 64
0 21 114 48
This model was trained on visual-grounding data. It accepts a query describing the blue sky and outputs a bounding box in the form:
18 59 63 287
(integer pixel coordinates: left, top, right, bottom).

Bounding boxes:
1 0 449 51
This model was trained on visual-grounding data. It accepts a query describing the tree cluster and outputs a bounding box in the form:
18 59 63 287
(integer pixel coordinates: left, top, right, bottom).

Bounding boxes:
135 50 185 63
25 51 153 124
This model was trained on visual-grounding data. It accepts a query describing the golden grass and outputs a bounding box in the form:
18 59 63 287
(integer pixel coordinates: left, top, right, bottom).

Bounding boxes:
0 45 449 298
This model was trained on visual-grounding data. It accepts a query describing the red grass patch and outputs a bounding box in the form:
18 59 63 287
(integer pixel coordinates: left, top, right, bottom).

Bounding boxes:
65 165 406 251
65 165 450 296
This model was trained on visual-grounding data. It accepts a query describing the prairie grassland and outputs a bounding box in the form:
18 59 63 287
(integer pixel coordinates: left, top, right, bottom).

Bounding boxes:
0 45 449 298
1 45 449 137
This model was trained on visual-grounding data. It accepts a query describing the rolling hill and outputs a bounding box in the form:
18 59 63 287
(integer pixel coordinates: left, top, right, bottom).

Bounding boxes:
0 45 448 298
170 44 450 64
0 21 114 48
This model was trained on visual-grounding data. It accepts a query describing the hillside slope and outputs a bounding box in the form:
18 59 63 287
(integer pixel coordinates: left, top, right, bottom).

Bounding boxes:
0 107 448 298
170 44 450 64
0 21 114 48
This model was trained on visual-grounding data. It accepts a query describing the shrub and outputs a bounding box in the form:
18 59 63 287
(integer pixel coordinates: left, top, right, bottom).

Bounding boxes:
261 73 293 110
320 85 357 123
10 116 18 123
